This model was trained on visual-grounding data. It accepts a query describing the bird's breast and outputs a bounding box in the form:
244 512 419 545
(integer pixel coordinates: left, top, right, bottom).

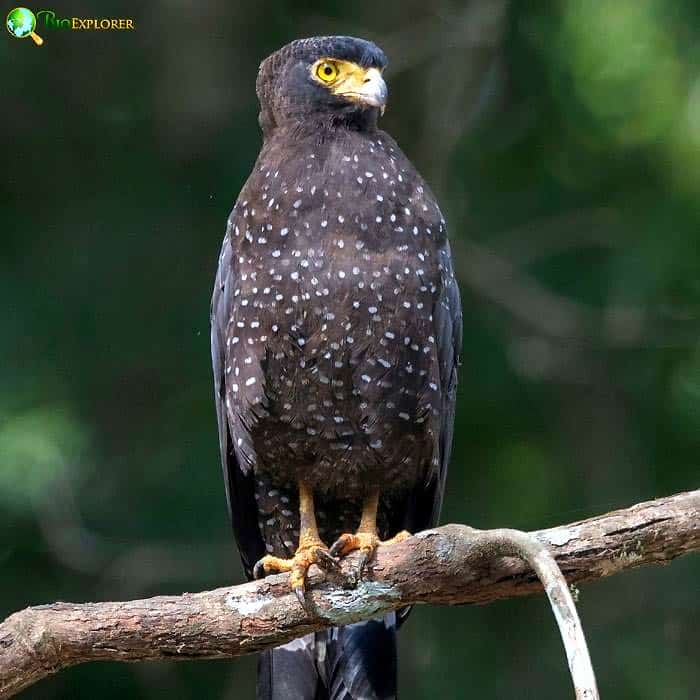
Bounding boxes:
223 132 448 493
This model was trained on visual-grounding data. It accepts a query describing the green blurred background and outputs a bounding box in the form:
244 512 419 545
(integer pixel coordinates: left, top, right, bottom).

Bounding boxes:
2 1 699 698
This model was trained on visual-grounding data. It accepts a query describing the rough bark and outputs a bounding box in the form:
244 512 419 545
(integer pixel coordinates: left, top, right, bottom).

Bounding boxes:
1 489 697 699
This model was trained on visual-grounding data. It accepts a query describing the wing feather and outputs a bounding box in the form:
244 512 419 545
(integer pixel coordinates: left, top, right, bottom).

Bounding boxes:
211 221 265 579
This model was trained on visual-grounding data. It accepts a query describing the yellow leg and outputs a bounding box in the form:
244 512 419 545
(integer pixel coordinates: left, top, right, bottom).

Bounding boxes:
253 480 337 605
330 488 411 570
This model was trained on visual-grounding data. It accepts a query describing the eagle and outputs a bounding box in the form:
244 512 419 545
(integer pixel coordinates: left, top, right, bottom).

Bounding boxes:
211 35 462 700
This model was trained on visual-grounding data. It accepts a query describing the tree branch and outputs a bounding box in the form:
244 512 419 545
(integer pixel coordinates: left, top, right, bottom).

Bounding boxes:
1 490 697 699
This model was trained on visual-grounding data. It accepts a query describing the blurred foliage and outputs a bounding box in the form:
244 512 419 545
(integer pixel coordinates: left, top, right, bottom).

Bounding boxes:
0 404 88 509
1 1 698 698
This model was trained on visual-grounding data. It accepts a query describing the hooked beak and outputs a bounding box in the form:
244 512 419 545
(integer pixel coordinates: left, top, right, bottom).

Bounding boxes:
333 67 387 115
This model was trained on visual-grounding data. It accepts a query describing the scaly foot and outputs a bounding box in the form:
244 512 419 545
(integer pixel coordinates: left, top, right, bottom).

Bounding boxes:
330 530 411 578
253 542 338 606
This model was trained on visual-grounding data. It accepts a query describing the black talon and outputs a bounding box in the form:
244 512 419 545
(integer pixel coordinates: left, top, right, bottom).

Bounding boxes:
315 547 341 570
356 549 371 575
253 560 266 579
329 536 350 558
294 586 306 607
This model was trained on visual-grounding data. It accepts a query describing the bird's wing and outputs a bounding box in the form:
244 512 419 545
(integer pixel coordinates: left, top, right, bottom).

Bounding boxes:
390 238 461 629
402 238 462 535
431 240 463 526
211 223 265 579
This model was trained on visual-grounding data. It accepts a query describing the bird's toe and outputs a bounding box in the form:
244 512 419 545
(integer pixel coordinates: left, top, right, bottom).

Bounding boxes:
255 543 336 605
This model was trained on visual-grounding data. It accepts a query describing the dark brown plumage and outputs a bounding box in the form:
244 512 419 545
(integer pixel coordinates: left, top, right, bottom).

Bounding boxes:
211 35 462 700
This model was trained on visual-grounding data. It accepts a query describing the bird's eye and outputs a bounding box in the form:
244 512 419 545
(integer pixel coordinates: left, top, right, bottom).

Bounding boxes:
316 61 339 83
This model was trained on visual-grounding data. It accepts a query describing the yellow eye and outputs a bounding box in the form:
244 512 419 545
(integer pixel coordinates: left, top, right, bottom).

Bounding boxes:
316 61 339 83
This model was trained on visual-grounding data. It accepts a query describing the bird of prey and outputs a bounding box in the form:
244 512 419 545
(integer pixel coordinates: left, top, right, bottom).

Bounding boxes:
211 35 462 700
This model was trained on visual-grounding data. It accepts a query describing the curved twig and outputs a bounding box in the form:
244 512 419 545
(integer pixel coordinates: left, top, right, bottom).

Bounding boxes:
467 528 599 699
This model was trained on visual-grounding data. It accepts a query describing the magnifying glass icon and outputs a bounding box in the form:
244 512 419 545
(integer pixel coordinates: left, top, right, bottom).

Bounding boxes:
6 7 44 45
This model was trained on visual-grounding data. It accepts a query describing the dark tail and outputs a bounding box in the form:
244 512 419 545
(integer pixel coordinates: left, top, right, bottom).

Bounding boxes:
257 613 397 700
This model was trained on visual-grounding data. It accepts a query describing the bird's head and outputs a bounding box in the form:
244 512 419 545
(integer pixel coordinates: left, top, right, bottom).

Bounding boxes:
256 36 388 136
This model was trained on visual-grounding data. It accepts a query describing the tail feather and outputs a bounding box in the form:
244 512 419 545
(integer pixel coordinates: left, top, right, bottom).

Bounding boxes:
326 615 398 700
257 614 397 700
257 635 318 700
